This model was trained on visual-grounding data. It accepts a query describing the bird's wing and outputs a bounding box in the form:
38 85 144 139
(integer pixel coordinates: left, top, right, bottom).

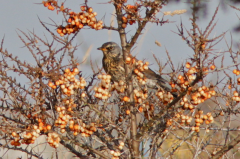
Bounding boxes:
142 68 178 97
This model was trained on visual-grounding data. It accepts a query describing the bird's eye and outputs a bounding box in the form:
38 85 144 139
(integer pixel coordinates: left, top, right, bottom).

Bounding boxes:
108 46 113 50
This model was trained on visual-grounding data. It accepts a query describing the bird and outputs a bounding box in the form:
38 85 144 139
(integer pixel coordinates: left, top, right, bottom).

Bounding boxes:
97 41 177 97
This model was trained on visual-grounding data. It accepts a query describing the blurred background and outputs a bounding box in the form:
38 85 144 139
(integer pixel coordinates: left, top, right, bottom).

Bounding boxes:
0 0 240 158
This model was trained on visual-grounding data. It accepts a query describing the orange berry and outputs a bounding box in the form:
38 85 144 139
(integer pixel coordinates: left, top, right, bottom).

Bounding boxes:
88 7 93 13
122 16 128 23
73 131 78 136
138 107 143 112
68 18 72 23
90 126 97 132
69 12 75 15
210 65 216 70
12 132 17 137
65 68 70 73
78 23 84 29
126 56 131 63
129 20 135 25
228 85 231 89
134 69 139 74
143 64 148 70
122 23 127 28
233 69 237 74
74 124 79 130
178 75 183 79
123 96 130 102
126 4 132 9
237 77 240 83
73 68 79 74
75 21 80 26
126 109 130 115
10 140 15 146
44 2 50 7
57 28 63 34
46 125 51 130
48 5 54 11
205 120 210 125
52 1 57 5
185 62 191 69
220 111 224 116
237 71 240 76
80 6 86 11
60 129 66 133
48 82 54 87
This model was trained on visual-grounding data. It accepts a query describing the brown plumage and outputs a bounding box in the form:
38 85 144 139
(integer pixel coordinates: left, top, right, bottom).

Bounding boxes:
97 42 177 97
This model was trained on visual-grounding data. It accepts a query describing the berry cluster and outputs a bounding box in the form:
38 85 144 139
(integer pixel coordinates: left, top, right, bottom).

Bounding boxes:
179 114 193 126
94 74 126 99
122 89 148 104
55 106 71 133
109 141 124 158
110 150 121 159
180 96 194 110
121 4 138 28
112 80 126 93
126 56 149 85
178 85 216 110
10 132 21 146
177 62 212 90
24 119 51 143
55 105 97 136
233 69 240 76
190 86 216 105
48 68 86 96
166 110 214 133
133 89 148 104
42 0 57 11
21 129 41 145
134 60 149 85
10 119 52 147
47 132 60 148
94 74 112 100
156 91 174 105
232 91 240 102
232 69 240 85
191 111 214 132
69 120 97 137
177 74 195 90
56 6 103 36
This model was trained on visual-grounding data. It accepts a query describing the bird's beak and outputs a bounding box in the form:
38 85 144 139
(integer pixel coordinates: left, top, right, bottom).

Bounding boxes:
97 47 107 51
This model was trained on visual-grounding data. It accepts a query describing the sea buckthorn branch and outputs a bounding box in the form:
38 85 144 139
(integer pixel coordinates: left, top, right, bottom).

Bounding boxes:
113 1 140 157
42 1 105 36
212 133 240 158
59 140 88 158
102 25 119 31
126 0 169 50
0 142 44 159
87 103 126 137
137 71 205 140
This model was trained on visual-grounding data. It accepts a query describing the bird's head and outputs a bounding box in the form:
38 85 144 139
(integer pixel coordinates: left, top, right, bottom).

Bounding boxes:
97 42 122 59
